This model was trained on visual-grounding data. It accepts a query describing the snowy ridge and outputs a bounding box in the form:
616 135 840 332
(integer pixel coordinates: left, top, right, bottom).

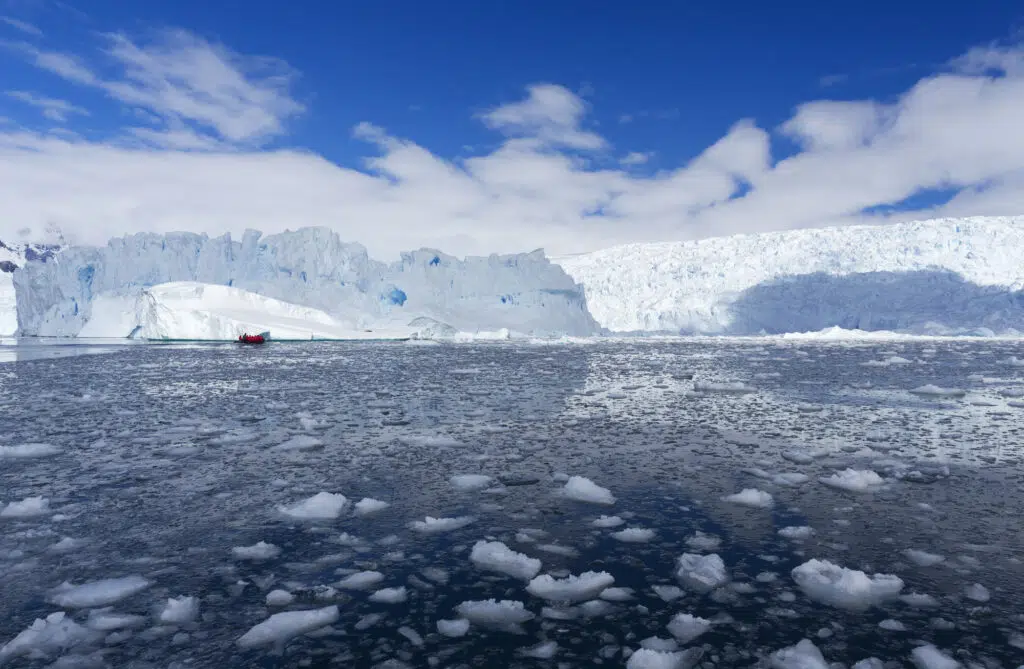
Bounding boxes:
557 216 1024 335
14 228 597 338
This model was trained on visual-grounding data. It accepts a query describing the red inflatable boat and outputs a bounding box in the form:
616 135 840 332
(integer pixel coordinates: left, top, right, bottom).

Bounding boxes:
238 333 267 344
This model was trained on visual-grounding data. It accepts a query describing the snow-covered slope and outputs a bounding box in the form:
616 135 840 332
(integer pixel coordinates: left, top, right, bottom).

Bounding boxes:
0 241 60 336
557 216 1024 335
15 228 597 338
79 282 416 340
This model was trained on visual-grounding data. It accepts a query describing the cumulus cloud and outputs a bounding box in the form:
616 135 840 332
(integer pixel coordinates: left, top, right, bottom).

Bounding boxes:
0 29 1023 259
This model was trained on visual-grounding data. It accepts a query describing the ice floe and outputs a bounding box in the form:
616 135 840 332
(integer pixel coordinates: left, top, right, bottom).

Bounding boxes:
470 540 542 580
819 469 885 492
232 541 281 561
0 612 99 664
353 497 390 515
910 644 961 669
49 576 151 608
455 599 535 632
676 553 728 593
158 596 199 625
336 571 385 590
666 613 710 644
722 488 774 508
0 443 60 458
1 496 50 518
791 559 903 611
277 492 349 520
436 618 470 637
409 516 475 533
562 476 616 504
451 474 493 491
526 571 615 603
611 528 656 543
236 606 339 649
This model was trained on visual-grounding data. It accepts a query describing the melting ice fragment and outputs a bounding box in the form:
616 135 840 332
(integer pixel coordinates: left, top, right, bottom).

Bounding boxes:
527 571 614 603
612 528 656 542
277 492 349 520
436 618 470 637
1 496 50 518
0 443 60 458
562 476 616 505
722 489 773 508
771 639 829 669
49 576 151 608
910 644 962 669
909 385 966 398
820 469 884 492
791 559 903 611
336 571 385 590
158 596 199 625
455 599 535 633
0 612 100 664
236 606 339 649
409 516 474 533
666 613 710 644
451 474 493 491
232 541 281 561
676 553 728 593
353 498 390 515
470 540 542 580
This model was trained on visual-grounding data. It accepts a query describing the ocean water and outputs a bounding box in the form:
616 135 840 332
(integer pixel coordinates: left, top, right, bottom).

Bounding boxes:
1 339 1023 668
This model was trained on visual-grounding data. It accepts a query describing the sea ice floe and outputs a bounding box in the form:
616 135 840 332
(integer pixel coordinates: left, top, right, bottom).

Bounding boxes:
277 492 349 520
666 613 710 644
236 606 339 649
611 528 656 542
879 619 907 631
520 640 558 659
599 587 634 602
722 489 773 508
397 626 424 647
336 571 385 590
562 476 616 505
266 590 294 606
456 599 535 632
693 381 756 394
526 571 615 603
1 496 50 518
49 576 151 609
470 540 542 581
48 537 87 554
652 585 685 602
409 516 475 533
685 531 721 551
368 587 407 604
0 612 100 664
0 443 60 458
900 592 940 608
232 541 281 561
676 553 729 593
778 526 815 540
436 618 470 637
791 559 903 611
819 469 885 492
158 596 199 625
272 435 323 451
903 549 945 567
771 639 829 669
451 474 493 491
85 610 147 631
592 515 625 528
910 644 961 669
626 648 693 669
964 583 990 602
353 498 390 515
909 385 966 398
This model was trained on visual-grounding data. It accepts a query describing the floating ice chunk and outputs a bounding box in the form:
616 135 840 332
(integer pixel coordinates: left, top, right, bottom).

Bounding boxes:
964 583 990 602
791 559 903 611
900 592 939 608
232 541 281 561
409 516 474 533
820 469 884 492
420 567 449 584
85 610 146 631
562 476 616 505
666 613 710 644
773 473 810 486
778 526 815 540
903 549 945 567
397 626 424 647
50 576 151 608
520 640 558 659
909 385 966 398
266 590 294 606
676 553 728 593
652 585 685 602
911 644 961 669
771 639 829 669
592 515 625 528
277 492 348 520
0 443 60 458
455 599 534 632
526 571 615 603
1 496 50 518
236 606 339 649
0 612 99 664
879 619 906 631
451 474 492 491
49 537 87 554
641 637 679 651
627 648 690 669
436 618 470 637
353 498 390 515
853 659 886 669
612 528 656 543
158 596 199 625
723 489 773 508
685 532 721 551
272 435 323 451
336 571 385 590
369 587 407 604
470 541 541 581
693 381 756 394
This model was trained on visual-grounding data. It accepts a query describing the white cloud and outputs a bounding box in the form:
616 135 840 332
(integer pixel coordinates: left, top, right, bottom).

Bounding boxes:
6 90 89 122
1 33 1023 260
620 151 652 166
479 84 605 150
1 16 42 37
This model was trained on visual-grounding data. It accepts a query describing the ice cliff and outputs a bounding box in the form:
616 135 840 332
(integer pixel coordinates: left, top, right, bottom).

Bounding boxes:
557 216 1024 336
0 241 60 336
14 228 598 338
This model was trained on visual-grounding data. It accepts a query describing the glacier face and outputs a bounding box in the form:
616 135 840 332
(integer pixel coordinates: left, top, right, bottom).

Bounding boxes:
0 240 60 336
556 216 1024 335
14 228 598 338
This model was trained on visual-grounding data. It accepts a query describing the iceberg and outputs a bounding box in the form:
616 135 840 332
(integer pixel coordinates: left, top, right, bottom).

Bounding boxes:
557 216 1024 335
0 239 60 336
13 227 597 338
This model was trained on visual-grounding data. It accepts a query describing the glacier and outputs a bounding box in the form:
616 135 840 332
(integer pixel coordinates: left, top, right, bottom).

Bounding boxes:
0 240 59 336
556 216 1024 336
13 228 597 339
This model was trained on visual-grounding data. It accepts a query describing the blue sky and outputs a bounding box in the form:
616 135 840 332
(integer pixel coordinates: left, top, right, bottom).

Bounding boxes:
1 1 1024 257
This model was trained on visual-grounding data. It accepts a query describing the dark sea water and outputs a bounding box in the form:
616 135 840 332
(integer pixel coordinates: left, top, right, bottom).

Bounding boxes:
2 339 1023 668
